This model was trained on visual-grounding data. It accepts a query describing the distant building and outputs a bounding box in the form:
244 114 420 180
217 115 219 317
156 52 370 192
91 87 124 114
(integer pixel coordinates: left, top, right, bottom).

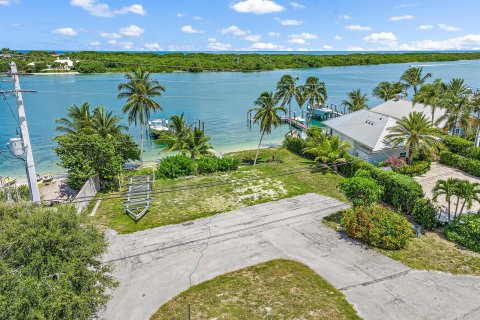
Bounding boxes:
53 57 75 70
323 95 447 164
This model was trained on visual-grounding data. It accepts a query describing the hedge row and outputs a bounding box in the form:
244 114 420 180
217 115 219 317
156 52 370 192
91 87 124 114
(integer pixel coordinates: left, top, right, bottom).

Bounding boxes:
445 214 480 253
443 136 474 156
156 155 240 179
392 160 431 177
338 155 424 213
439 150 480 178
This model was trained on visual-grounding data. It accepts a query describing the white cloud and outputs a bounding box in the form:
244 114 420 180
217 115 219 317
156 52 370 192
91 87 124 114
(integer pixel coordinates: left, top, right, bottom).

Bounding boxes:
334 35 342 40
70 0 146 17
250 42 288 50
0 0 17 5
394 3 418 9
193 16 202 20
230 0 285 14
438 24 461 32
346 25 372 31
399 34 480 50
280 19 303 26
221 25 248 36
90 41 102 46
323 45 333 49
207 38 231 50
289 1 305 9
364 32 397 43
100 32 121 39
268 32 280 37
288 38 306 44
340 14 352 20
244 34 262 42
145 42 161 50
177 12 185 17
389 14 414 21
107 40 117 45
418 25 433 30
119 41 134 49
118 25 144 37
52 27 78 36
290 32 317 39
180 25 204 34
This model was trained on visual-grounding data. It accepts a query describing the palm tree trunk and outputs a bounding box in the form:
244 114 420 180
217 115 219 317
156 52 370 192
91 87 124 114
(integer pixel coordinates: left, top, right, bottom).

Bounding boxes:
254 130 265 166
288 101 292 131
454 196 460 218
140 123 144 163
459 200 467 216
447 199 451 222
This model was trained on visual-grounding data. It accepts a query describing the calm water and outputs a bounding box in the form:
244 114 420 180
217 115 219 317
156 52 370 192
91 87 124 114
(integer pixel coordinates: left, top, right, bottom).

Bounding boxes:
1 60 480 179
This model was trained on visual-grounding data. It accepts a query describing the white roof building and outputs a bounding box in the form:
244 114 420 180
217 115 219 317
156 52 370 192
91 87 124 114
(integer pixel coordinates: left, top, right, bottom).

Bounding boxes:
323 96 446 163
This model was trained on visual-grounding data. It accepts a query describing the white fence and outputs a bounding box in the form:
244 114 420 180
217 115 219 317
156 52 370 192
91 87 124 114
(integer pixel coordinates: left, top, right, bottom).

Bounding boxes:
73 175 100 213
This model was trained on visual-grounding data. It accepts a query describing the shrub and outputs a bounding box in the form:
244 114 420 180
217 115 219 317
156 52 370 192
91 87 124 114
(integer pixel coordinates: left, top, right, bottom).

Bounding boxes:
197 156 240 174
445 213 480 253
383 155 406 168
341 205 414 250
443 136 473 155
458 157 480 177
465 147 480 161
283 137 306 156
439 150 460 167
156 155 195 179
339 177 384 207
393 160 431 177
353 169 372 179
411 198 438 230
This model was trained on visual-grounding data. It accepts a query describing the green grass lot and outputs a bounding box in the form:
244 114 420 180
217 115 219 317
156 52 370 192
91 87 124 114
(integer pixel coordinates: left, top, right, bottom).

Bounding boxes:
91 148 346 234
151 259 361 320
323 211 480 276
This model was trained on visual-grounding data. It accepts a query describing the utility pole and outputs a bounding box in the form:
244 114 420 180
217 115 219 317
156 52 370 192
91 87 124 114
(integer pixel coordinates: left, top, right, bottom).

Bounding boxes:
10 62 41 202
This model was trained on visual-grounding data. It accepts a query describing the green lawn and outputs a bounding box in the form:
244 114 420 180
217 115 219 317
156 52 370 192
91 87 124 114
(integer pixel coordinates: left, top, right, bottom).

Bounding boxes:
151 259 361 320
322 211 480 276
91 148 346 234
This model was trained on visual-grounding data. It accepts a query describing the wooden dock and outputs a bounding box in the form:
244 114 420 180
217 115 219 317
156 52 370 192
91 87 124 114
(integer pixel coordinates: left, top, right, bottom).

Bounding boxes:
281 116 307 131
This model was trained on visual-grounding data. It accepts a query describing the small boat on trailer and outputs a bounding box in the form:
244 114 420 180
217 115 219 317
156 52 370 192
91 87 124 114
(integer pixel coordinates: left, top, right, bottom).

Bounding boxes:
148 119 169 135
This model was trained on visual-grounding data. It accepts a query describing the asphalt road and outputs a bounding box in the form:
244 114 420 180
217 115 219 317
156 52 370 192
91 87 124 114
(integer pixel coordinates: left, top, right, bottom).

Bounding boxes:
101 193 480 320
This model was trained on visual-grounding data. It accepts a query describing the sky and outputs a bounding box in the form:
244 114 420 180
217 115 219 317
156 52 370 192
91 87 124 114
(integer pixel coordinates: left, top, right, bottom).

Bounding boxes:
1 0 480 52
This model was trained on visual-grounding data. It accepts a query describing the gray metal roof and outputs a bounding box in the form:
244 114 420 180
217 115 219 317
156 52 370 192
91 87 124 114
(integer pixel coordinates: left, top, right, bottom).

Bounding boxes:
370 99 446 123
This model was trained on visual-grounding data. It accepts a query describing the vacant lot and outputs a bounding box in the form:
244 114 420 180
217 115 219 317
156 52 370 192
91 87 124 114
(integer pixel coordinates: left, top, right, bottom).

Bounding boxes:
92 148 346 234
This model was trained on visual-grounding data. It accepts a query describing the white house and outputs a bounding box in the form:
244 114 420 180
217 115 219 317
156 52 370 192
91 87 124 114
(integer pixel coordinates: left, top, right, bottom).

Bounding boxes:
322 95 447 164
53 57 75 70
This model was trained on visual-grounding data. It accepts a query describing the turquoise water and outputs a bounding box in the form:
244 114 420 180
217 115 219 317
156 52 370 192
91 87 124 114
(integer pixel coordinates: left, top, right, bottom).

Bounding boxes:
1 60 480 179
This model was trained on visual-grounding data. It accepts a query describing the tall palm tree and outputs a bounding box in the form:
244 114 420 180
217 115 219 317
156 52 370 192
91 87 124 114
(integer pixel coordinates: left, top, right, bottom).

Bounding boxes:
412 79 446 123
304 76 328 110
400 67 432 94
183 127 212 159
117 68 165 162
433 178 459 221
372 81 404 102
276 74 298 130
55 102 94 135
445 78 472 98
249 91 286 165
303 135 351 171
92 106 127 139
295 85 307 111
457 180 480 216
438 95 474 136
385 111 443 164
341 89 369 112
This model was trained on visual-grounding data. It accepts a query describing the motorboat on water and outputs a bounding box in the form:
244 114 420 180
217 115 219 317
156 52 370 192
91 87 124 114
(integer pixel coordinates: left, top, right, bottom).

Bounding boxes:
148 119 169 134
309 105 342 120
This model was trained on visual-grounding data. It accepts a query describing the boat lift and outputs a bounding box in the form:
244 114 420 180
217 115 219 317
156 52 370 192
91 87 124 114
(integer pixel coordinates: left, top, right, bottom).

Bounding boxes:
123 175 154 221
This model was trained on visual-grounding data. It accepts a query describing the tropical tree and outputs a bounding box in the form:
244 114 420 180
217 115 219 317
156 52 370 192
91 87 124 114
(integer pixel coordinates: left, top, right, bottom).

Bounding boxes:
118 68 165 162
276 74 298 130
433 178 459 221
341 89 369 112
303 135 351 171
385 111 443 163
303 76 328 110
456 180 480 217
295 85 307 111
445 78 472 98
92 106 127 139
437 95 474 136
183 127 213 159
412 79 446 123
249 91 286 165
400 67 432 94
372 81 404 102
55 102 94 135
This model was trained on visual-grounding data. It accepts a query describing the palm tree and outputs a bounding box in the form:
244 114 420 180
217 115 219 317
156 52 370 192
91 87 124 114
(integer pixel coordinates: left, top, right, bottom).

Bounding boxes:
433 178 459 221
457 180 480 216
295 85 307 111
92 106 127 139
400 67 432 94
372 81 404 101
276 75 298 130
118 68 165 162
183 127 212 159
304 76 328 111
438 95 474 136
445 78 472 98
55 102 94 135
249 91 286 165
341 89 369 112
303 135 351 171
412 79 446 123
385 111 443 164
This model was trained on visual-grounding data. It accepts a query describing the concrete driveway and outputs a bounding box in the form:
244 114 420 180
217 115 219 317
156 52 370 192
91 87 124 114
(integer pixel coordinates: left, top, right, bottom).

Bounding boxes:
101 194 480 320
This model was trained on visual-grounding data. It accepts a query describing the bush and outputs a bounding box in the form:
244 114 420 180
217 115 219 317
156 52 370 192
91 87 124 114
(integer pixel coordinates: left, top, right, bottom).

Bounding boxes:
443 136 473 155
458 157 480 177
383 155 406 168
156 155 195 179
339 177 383 207
197 156 240 174
341 205 414 250
353 169 372 179
465 147 480 161
439 150 460 167
445 213 480 253
393 160 431 176
411 198 438 230
283 137 306 156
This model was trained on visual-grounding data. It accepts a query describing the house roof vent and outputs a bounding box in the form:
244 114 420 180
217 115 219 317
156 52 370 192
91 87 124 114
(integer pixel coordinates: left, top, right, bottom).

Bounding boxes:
394 93 406 101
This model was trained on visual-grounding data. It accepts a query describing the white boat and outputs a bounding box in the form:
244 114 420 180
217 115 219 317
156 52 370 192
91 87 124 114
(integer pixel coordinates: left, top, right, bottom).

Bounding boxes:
310 105 342 120
42 174 54 183
294 116 306 123
148 119 169 134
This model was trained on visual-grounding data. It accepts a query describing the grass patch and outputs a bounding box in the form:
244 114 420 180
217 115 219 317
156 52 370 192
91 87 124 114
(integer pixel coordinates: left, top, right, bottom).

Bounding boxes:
93 148 346 234
151 259 361 320
322 211 480 276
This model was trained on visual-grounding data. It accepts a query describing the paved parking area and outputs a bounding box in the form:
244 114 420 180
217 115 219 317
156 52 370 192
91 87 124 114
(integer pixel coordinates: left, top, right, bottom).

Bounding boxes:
101 194 480 320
